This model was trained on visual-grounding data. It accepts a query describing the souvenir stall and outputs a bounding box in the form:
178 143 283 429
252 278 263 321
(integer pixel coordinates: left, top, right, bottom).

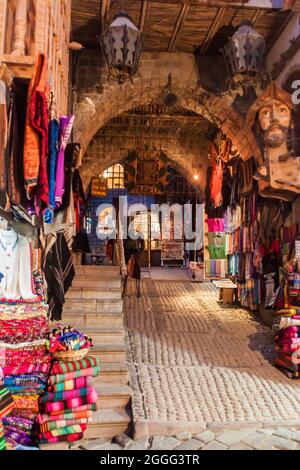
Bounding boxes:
204 82 300 380
0 54 99 448
204 134 233 280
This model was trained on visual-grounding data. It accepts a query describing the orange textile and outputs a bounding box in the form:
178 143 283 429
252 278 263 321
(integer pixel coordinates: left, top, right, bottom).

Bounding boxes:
210 144 223 208
23 53 48 204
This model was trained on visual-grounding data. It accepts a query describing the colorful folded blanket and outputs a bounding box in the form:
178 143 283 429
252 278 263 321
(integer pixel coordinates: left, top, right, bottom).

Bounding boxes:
4 427 33 447
39 424 86 439
0 315 48 344
4 360 52 377
4 345 48 369
40 386 95 404
49 376 88 392
3 417 34 433
48 403 97 416
9 409 38 421
4 373 48 386
49 367 99 385
12 395 39 413
50 357 100 375
38 432 84 444
0 385 14 418
39 417 91 433
37 409 92 423
41 389 98 413
0 422 6 451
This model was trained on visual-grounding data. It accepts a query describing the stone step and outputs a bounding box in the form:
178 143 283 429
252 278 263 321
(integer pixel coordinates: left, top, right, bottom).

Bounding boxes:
65 287 122 300
85 408 131 440
95 362 129 385
91 344 127 363
72 278 121 289
75 266 120 278
95 384 131 409
86 327 125 345
64 298 123 314
61 311 124 328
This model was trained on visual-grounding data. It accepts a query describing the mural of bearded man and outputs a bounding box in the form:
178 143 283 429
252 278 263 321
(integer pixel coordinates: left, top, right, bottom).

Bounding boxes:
246 82 300 199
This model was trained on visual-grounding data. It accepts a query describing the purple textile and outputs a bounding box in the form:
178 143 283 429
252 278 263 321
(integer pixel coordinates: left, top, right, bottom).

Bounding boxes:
54 115 74 208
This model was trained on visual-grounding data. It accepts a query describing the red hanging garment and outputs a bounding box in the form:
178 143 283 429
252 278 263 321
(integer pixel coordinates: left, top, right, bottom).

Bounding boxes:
210 143 223 208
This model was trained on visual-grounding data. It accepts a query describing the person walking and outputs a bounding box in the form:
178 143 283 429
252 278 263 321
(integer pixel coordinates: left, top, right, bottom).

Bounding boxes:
122 223 145 298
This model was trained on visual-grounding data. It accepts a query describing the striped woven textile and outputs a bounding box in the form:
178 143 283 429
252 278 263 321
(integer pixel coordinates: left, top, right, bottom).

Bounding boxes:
37 409 93 423
49 367 99 385
48 376 88 392
44 403 97 416
39 432 84 444
50 357 100 375
38 424 86 439
0 422 6 451
0 385 14 419
39 386 95 404
39 417 91 433
41 389 98 413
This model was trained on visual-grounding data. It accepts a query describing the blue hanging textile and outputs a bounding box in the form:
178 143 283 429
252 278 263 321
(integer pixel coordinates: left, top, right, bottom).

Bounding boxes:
44 119 59 224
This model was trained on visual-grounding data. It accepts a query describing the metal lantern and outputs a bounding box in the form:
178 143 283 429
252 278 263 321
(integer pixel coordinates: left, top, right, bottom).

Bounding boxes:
222 20 265 77
101 12 142 83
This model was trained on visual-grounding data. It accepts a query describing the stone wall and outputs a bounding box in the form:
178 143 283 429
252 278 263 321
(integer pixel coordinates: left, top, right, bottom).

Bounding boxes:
81 132 209 194
73 51 261 164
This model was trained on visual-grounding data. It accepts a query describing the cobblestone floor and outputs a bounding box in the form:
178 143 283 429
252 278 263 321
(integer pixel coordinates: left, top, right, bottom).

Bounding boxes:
43 280 300 451
68 427 300 450
122 280 300 447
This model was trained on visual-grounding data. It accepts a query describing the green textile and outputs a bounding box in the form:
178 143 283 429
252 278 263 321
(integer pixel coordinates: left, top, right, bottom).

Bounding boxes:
208 245 226 259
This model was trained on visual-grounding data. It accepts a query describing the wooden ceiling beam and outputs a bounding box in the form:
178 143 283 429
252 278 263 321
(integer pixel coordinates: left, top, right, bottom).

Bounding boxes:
200 7 225 54
100 0 110 33
147 0 288 8
251 9 264 25
168 0 190 52
139 0 149 32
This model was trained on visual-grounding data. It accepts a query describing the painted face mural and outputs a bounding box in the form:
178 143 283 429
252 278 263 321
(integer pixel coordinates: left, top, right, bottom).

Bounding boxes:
258 100 292 148
246 82 300 198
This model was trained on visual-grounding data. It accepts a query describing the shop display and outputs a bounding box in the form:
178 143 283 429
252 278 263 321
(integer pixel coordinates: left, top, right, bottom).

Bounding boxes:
37 356 100 444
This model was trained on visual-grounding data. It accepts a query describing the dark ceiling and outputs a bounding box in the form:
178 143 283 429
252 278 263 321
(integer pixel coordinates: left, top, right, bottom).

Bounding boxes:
71 0 293 53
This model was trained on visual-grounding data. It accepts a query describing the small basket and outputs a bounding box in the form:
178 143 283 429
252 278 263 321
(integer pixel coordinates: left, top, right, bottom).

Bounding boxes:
52 347 89 362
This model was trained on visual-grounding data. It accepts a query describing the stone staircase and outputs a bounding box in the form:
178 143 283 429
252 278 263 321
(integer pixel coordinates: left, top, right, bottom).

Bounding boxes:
62 265 131 439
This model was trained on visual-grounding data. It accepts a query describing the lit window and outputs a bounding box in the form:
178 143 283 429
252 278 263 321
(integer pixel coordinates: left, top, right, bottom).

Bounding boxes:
101 164 124 189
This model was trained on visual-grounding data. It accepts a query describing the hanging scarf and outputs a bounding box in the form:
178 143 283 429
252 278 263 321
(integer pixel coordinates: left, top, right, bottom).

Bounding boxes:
44 119 59 223
0 80 8 193
43 231 75 321
23 53 49 214
54 115 75 209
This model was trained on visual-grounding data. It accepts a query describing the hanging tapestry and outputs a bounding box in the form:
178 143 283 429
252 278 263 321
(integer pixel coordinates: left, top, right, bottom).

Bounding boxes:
125 148 167 195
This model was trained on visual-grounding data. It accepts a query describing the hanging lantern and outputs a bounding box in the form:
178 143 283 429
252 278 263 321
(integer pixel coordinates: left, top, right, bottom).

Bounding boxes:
101 12 142 83
222 20 265 78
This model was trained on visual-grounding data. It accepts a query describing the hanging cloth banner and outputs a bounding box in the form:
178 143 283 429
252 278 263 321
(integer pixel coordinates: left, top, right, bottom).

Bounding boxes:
23 53 49 214
125 149 167 194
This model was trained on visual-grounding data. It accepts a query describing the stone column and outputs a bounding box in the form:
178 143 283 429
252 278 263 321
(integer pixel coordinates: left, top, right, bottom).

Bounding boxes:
11 0 27 56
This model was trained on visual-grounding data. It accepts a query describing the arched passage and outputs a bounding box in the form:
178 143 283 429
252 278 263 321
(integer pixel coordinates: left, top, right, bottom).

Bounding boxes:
74 52 261 162
81 131 209 195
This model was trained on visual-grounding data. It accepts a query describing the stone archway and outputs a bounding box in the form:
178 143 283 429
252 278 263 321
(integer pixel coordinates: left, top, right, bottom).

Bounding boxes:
74 52 261 162
81 132 209 194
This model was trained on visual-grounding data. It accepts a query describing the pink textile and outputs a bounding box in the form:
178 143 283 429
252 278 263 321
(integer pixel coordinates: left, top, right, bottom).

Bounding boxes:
42 389 98 413
206 218 225 233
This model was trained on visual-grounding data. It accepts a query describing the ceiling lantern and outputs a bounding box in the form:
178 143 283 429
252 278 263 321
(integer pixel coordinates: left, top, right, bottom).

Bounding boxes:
222 20 265 78
101 12 142 83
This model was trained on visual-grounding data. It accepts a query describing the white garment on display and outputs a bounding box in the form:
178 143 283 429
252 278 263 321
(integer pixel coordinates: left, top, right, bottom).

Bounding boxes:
0 229 37 300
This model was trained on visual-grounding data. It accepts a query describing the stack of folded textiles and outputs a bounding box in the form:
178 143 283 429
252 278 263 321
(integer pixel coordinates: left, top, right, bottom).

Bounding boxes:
0 367 14 450
0 303 51 448
37 356 100 444
273 307 300 378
